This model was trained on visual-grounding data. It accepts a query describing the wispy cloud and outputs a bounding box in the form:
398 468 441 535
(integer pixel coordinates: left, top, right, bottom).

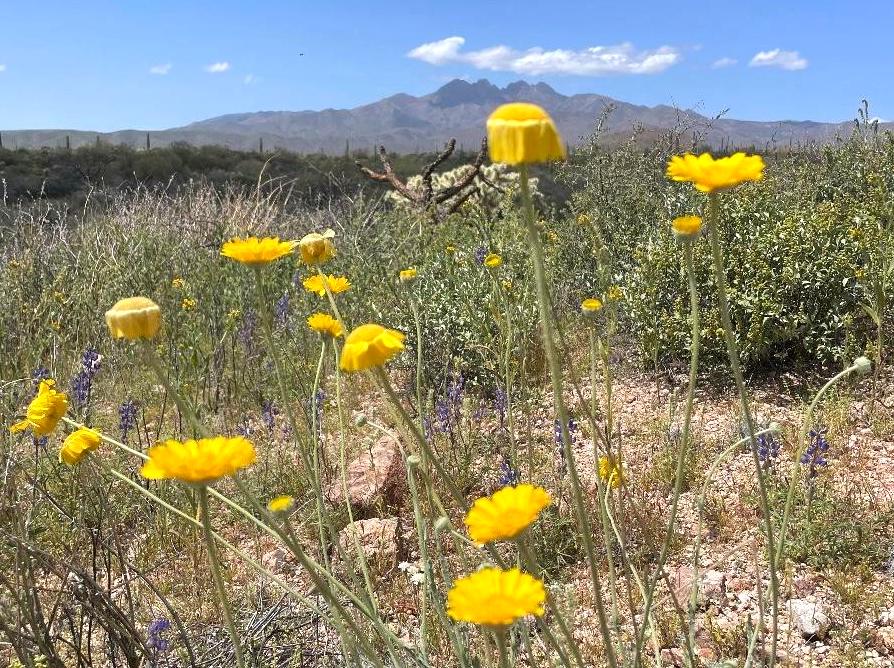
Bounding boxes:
149 63 172 75
205 61 231 74
243 73 256 84
408 36 680 75
711 57 737 69
749 49 807 71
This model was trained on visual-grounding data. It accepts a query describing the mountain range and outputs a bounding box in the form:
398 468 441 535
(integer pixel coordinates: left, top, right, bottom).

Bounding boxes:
1 79 885 154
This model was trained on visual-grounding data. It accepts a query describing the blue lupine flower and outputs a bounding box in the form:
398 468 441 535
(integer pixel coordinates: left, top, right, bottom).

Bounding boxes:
498 458 519 487
274 292 290 327
262 399 277 430
758 433 780 462
119 400 138 441
494 387 507 428
70 347 101 407
238 309 256 351
147 618 171 656
801 428 829 477
474 247 487 264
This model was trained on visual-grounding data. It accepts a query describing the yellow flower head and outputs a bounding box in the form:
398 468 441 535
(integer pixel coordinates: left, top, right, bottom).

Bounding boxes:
581 298 603 315
447 567 546 627
298 229 336 266
598 455 625 489
60 427 101 465
221 236 297 265
666 152 765 193
171 277 185 289
267 495 295 513
484 253 502 269
487 103 566 165
181 297 197 311
307 312 343 338
672 215 703 238
9 379 69 437
445 245 457 254
339 323 405 372
105 296 161 340
607 285 624 302
302 274 351 297
140 436 256 485
464 483 551 545
399 267 418 283
577 213 591 226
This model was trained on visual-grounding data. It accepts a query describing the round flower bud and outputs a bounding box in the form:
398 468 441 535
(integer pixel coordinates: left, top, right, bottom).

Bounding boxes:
406 454 422 467
853 356 872 376
672 215 703 238
399 267 418 284
581 298 603 316
298 229 336 266
105 297 161 340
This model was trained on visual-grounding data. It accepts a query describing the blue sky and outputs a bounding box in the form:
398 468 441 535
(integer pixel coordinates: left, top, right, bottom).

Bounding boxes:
0 0 891 131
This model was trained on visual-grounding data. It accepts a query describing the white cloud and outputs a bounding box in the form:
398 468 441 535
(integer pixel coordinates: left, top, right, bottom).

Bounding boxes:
0 64 6 73
243 73 256 84
149 63 172 75
408 36 680 75
205 61 231 73
711 57 737 69
749 49 807 71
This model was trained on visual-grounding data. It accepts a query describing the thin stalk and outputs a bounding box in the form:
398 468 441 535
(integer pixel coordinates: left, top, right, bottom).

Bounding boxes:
142 345 208 437
408 297 426 441
634 238 701 662
318 267 346 329
198 487 245 668
707 192 779 666
518 164 618 668
495 629 511 668
775 362 860 566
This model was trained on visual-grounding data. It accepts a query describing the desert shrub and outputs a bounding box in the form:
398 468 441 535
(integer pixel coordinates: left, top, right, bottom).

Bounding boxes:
560 120 894 370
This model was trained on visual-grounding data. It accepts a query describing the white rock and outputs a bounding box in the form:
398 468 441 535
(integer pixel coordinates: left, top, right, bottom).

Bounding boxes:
790 598 831 640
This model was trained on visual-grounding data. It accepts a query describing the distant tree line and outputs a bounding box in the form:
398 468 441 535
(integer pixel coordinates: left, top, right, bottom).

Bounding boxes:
0 142 564 207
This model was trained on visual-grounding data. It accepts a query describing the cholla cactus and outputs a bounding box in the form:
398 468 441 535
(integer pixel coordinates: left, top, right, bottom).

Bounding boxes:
385 162 540 214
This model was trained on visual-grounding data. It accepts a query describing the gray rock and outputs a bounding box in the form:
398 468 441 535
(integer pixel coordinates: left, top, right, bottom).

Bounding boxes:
790 598 831 640
325 435 405 514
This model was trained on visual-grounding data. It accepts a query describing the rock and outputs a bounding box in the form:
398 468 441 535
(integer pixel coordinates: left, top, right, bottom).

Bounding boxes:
669 566 725 607
873 627 894 655
338 517 400 575
262 547 287 572
660 648 684 666
326 435 405 515
790 598 831 640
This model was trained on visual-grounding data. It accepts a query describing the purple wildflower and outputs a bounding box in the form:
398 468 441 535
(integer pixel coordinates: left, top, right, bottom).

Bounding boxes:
274 292 290 327
474 246 487 264
498 458 519 487
262 399 277 430
119 400 138 441
71 347 101 406
238 309 257 351
494 387 507 429
147 618 171 656
801 428 829 478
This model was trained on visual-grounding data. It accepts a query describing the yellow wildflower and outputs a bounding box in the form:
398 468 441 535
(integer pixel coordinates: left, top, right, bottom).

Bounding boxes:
298 229 336 266
302 274 351 297
598 455 624 489
607 286 624 302
9 379 69 437
464 483 551 545
60 427 101 465
484 253 502 269
105 296 161 340
171 277 185 289
447 567 546 627
399 267 418 283
666 152 765 193
307 312 343 338
140 436 256 485
581 298 603 314
577 213 591 226
339 324 405 372
221 236 297 265
267 495 295 513
181 298 197 311
445 245 456 254
672 215 703 238
487 103 566 165
226 308 242 322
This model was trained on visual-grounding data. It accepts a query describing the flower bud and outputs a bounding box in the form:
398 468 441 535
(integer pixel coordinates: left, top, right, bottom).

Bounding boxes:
105 297 161 340
407 454 422 467
434 516 451 532
853 356 872 376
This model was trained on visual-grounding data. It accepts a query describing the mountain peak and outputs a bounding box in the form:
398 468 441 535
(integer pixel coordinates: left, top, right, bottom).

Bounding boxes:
428 78 503 107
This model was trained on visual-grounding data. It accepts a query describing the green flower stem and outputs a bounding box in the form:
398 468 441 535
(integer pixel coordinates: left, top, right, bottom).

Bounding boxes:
225 479 408 668
310 338 331 563
517 537 584 668
406 458 435 664
104 466 371 666
198 486 245 668
495 629 511 668
775 362 861 566
62 417 147 460
141 344 209 438
634 237 701 661
518 164 618 668
493 275 518 466
408 296 427 443
688 425 778 656
332 343 382 616
706 192 779 665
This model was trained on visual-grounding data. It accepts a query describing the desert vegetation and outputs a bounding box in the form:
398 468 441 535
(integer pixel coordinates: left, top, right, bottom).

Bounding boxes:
1 104 893 668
